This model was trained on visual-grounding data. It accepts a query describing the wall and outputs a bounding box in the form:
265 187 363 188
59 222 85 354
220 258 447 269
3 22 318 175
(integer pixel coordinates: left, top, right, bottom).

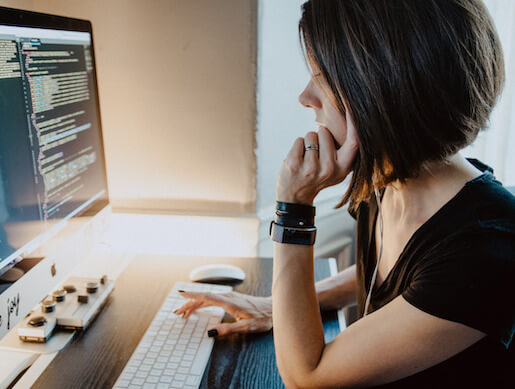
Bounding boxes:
0 0 258 214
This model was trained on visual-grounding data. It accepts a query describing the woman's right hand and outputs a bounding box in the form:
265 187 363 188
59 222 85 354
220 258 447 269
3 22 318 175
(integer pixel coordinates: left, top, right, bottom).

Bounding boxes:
174 290 273 337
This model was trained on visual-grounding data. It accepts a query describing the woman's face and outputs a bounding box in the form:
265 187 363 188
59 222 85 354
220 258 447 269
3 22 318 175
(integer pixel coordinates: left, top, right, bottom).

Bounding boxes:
298 73 348 149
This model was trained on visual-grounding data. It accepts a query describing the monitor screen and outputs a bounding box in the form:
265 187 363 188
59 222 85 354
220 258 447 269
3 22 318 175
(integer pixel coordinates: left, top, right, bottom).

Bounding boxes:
0 11 109 277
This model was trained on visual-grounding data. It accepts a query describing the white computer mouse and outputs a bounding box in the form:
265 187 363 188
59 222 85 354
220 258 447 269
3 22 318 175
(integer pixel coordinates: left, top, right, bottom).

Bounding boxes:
189 264 245 283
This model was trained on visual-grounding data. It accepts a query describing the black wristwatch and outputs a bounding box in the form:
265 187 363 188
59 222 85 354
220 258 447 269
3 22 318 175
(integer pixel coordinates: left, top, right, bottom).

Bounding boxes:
269 221 317 246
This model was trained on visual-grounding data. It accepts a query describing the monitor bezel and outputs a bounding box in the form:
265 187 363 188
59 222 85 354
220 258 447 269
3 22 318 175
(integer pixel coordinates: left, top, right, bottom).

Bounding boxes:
0 6 110 217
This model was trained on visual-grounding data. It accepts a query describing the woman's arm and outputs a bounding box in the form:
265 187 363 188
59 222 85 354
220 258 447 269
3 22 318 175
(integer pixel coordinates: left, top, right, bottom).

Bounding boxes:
315 264 357 311
272 243 325 387
272 123 360 386
272 221 484 389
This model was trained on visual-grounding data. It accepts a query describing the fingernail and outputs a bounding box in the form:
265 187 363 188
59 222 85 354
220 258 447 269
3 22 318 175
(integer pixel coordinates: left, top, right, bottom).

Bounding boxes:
173 309 179 314
178 290 185 293
207 329 218 337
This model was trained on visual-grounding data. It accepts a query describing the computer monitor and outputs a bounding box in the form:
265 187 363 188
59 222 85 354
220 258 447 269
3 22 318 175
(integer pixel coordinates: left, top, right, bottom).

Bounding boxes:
0 7 109 340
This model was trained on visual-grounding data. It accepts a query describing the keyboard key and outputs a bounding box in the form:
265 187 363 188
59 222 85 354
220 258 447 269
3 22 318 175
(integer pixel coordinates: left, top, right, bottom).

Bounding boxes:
190 336 201 343
115 379 130 388
143 358 156 366
132 378 144 385
146 376 159 383
160 375 173 383
175 374 186 381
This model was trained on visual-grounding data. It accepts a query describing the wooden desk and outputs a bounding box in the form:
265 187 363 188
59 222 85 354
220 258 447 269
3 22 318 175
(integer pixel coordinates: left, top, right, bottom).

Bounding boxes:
33 255 340 388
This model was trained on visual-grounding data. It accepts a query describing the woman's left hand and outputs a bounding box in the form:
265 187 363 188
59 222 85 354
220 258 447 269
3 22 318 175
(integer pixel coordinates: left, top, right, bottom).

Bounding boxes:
276 114 359 205
174 290 273 336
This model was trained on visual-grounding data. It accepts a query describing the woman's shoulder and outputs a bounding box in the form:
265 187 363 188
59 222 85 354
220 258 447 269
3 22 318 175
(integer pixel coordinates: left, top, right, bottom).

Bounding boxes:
460 171 515 232
430 172 515 262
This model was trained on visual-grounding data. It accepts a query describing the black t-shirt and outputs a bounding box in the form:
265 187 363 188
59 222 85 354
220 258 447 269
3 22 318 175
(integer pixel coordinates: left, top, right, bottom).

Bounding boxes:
352 160 515 388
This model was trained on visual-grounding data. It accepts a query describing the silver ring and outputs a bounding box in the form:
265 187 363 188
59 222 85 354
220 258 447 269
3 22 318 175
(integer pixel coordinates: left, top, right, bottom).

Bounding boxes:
304 144 319 152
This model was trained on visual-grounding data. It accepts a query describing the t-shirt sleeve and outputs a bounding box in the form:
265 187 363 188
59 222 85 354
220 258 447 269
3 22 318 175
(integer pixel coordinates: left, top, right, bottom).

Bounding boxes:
402 227 515 349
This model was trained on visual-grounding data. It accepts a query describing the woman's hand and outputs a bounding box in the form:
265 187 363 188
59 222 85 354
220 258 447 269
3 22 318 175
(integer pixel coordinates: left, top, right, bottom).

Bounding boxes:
174 290 273 337
276 111 359 205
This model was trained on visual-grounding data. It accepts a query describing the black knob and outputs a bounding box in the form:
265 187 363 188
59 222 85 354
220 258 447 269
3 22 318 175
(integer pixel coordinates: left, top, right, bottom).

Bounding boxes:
86 282 99 294
41 299 56 313
52 289 66 302
28 316 47 327
78 294 89 304
63 285 76 293
100 275 108 285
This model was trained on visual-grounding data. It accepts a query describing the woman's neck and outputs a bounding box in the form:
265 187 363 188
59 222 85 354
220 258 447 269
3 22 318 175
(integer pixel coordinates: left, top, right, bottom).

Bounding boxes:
384 154 483 224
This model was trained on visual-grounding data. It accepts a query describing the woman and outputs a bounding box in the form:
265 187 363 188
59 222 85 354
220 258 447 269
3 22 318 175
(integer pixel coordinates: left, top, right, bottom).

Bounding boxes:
175 0 515 387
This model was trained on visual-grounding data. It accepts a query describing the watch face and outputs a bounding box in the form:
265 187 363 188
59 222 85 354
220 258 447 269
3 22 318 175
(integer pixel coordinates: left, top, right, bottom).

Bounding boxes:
270 222 316 246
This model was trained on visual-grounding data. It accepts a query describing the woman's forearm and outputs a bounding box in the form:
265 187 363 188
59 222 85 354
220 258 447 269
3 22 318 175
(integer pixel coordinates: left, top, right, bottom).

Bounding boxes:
272 248 358 386
315 264 357 311
268 263 357 310
272 243 325 386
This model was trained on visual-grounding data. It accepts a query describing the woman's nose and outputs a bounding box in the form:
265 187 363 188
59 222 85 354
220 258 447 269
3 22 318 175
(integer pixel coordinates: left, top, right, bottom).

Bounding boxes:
299 80 322 109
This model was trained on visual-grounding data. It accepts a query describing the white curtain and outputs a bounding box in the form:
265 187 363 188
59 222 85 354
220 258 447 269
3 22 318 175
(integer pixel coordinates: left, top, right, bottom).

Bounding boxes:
463 0 515 187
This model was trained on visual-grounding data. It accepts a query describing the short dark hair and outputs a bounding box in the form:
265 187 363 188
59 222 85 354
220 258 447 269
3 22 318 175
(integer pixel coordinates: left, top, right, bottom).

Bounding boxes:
299 0 505 210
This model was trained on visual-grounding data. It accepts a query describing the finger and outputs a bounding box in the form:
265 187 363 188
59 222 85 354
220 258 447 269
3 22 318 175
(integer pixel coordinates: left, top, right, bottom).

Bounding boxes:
317 127 337 182
207 319 257 337
174 299 209 318
303 131 319 166
335 110 359 176
285 137 304 163
178 290 236 314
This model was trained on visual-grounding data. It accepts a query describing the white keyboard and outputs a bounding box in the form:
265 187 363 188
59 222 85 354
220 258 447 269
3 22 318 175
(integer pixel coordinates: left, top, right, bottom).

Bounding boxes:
112 282 232 389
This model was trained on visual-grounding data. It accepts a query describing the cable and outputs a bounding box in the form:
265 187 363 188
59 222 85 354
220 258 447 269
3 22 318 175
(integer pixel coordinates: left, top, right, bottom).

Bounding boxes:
363 187 384 317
